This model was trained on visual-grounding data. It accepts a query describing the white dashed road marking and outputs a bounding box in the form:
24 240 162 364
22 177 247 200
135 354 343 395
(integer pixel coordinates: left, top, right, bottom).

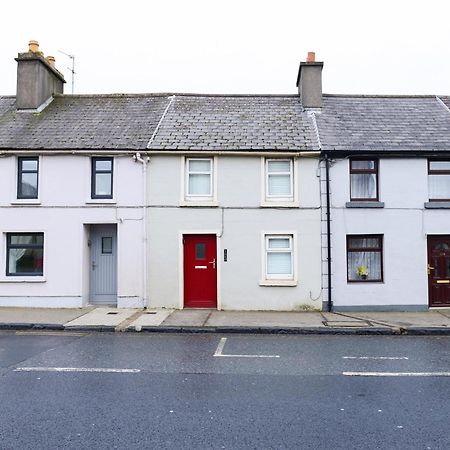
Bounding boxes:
14 367 140 373
214 337 280 358
343 372 450 377
342 356 409 360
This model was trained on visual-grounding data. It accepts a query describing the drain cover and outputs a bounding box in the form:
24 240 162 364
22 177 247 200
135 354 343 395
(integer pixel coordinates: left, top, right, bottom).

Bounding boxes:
107 312 119 315
146 311 157 315
324 320 372 328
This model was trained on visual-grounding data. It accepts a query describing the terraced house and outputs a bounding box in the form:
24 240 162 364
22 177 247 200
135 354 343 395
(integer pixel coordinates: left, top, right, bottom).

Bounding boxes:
0 42 323 310
1 42 450 311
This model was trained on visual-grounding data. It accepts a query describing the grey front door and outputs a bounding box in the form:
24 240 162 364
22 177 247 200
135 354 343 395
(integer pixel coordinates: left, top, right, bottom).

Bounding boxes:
90 225 117 305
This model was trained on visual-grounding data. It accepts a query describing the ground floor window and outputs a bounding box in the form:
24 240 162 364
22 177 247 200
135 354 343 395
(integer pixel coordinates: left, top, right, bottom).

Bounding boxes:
347 235 383 282
265 234 294 279
6 233 44 276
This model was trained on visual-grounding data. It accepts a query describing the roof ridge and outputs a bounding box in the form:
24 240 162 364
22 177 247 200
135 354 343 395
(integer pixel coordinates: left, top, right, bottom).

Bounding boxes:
323 93 439 99
52 93 300 99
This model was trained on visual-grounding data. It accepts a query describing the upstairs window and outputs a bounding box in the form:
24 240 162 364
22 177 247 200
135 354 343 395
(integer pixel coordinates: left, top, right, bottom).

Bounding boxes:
265 159 294 201
350 159 378 201
428 160 450 201
6 233 44 276
91 157 113 199
186 158 213 199
17 157 39 199
347 235 383 282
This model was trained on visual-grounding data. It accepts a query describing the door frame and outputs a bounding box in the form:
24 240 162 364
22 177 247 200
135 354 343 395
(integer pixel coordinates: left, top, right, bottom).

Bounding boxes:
88 223 118 306
427 234 450 308
178 230 221 310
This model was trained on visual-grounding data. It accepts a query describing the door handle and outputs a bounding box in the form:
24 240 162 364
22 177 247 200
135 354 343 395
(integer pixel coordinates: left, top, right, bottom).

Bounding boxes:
209 258 216 269
427 264 434 275
92 261 97 271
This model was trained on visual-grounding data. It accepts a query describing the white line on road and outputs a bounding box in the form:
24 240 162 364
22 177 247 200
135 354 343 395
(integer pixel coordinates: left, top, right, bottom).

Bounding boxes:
342 356 409 360
343 372 450 377
14 367 141 373
214 337 280 358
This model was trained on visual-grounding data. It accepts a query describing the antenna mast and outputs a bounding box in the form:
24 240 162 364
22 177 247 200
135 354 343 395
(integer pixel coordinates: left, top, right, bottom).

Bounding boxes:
58 50 75 94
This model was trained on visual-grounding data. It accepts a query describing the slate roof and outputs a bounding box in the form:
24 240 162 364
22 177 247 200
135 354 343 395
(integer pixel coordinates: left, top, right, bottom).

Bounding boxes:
148 95 317 151
0 94 169 150
0 94 317 152
317 95 450 153
439 96 450 110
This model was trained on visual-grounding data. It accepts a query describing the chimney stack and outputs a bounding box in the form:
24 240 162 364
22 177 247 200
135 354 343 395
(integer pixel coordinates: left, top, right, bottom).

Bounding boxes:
296 51 323 108
15 40 65 110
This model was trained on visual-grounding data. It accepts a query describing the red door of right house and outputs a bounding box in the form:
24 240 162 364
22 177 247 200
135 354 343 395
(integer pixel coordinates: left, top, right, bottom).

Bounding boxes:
428 236 450 307
183 234 217 308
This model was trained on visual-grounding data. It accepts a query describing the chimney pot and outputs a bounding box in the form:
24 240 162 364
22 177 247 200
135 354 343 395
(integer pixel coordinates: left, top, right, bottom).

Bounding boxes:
28 40 39 53
46 56 56 67
306 51 316 63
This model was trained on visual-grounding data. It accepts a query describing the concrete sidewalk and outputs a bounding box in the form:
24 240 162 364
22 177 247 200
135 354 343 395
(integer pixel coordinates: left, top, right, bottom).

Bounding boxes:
1 307 450 335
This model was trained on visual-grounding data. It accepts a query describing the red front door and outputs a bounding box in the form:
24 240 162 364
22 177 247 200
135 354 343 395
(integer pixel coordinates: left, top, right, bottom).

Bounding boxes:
184 234 217 308
428 236 450 307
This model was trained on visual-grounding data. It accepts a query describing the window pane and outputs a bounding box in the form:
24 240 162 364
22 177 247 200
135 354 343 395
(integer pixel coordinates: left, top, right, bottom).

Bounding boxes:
351 160 375 170
348 251 381 281
21 172 38 197
188 174 211 195
22 159 38 171
430 161 450 171
102 237 113 254
429 175 450 199
268 174 291 196
189 160 211 173
268 160 290 173
10 234 43 245
268 238 290 249
267 252 291 275
348 237 380 249
195 243 206 260
8 248 43 275
96 160 112 171
95 174 112 196
351 174 376 199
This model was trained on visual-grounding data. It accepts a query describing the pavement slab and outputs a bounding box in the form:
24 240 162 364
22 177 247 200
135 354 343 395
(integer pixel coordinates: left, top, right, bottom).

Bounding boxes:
344 311 450 328
161 309 213 326
205 311 325 328
0 307 91 325
129 309 174 329
64 308 139 329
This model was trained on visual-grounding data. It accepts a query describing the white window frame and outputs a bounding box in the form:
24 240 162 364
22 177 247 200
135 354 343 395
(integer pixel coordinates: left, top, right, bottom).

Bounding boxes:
261 157 298 207
181 156 218 206
260 232 297 286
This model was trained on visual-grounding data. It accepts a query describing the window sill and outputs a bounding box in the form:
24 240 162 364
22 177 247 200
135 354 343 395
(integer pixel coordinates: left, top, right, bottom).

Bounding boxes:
345 201 385 208
180 200 218 207
85 199 116 205
0 277 46 283
10 200 41 205
424 202 450 209
260 201 299 208
259 279 297 287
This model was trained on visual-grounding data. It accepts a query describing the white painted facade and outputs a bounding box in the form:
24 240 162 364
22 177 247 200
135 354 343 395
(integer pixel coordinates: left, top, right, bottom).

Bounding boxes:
146 154 323 311
328 157 449 311
0 153 145 308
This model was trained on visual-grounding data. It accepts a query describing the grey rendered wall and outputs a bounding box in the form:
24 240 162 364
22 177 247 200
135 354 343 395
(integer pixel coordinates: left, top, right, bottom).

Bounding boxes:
146 155 322 311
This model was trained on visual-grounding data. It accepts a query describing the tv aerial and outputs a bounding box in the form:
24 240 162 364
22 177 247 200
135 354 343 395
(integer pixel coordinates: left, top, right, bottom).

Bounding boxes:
58 50 75 94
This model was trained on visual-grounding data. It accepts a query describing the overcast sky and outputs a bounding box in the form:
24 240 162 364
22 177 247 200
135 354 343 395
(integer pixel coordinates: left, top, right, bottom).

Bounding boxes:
1 0 449 96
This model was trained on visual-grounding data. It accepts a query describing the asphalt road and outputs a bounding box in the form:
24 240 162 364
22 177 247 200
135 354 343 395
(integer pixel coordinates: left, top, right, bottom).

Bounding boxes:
0 331 449 449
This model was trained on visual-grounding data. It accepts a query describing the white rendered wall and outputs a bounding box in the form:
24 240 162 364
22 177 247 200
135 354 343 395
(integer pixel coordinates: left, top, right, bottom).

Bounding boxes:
0 154 144 308
147 155 322 311
329 157 447 310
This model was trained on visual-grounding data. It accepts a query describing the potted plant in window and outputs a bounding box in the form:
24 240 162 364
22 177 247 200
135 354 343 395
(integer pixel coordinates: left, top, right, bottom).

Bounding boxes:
356 266 369 280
